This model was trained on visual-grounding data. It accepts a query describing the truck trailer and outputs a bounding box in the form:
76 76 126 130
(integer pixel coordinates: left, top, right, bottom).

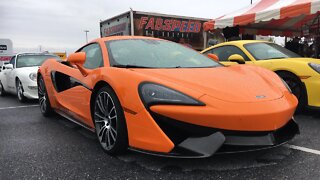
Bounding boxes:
100 10 211 50
0 39 13 66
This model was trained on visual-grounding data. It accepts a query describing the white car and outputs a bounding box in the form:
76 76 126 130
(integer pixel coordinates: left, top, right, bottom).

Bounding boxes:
0 53 60 102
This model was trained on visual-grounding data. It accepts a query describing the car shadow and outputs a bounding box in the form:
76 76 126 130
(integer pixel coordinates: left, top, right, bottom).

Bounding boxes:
0 93 38 105
296 108 320 119
116 145 293 172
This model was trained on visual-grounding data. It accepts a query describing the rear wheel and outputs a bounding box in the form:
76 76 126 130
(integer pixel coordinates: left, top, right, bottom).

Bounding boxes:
277 72 307 111
16 79 26 102
38 75 53 116
0 82 5 96
93 86 128 155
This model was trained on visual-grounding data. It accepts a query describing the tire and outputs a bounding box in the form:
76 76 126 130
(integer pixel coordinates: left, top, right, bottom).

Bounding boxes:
277 72 307 111
0 82 5 96
92 86 128 155
16 79 26 102
38 75 54 117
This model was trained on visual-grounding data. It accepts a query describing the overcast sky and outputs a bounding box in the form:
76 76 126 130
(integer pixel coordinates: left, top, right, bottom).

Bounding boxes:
1 0 257 54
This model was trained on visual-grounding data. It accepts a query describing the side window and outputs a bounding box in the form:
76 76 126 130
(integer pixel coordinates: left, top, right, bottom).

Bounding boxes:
203 49 215 56
209 46 250 62
9 56 16 68
80 43 103 69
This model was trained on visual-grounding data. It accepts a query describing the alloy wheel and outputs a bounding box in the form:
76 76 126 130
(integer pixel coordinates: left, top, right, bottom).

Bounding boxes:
283 77 301 100
17 80 25 102
38 77 47 113
94 91 118 151
0 83 3 96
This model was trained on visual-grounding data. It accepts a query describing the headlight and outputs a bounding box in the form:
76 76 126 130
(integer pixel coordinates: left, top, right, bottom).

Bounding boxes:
280 78 292 93
139 82 205 107
29 73 37 81
309 63 320 73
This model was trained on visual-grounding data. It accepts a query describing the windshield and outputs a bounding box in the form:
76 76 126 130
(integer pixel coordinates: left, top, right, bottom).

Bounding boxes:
16 54 59 68
244 42 301 60
106 39 221 68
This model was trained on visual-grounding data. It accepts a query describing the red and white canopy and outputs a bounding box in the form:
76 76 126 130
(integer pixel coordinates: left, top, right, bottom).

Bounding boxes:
203 0 320 36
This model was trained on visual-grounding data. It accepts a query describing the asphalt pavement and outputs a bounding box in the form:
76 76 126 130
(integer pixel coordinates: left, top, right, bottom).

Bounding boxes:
1 94 320 180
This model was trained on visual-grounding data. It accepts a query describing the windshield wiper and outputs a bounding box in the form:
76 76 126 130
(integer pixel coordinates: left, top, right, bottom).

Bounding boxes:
112 64 150 68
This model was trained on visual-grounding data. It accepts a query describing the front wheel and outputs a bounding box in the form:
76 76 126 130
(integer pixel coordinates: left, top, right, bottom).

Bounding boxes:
93 86 128 155
16 79 26 102
0 82 6 96
277 72 307 111
38 75 53 116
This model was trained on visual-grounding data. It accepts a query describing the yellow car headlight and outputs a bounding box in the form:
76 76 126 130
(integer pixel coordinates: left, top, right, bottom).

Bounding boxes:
309 63 320 74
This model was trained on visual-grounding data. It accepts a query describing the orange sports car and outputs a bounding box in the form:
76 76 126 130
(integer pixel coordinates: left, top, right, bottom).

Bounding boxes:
38 36 299 158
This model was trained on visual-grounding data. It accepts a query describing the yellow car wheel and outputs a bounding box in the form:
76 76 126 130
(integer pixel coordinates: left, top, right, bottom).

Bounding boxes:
277 71 307 111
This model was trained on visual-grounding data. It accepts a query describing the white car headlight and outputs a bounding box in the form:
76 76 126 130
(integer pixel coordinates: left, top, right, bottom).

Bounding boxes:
309 63 320 73
29 73 37 82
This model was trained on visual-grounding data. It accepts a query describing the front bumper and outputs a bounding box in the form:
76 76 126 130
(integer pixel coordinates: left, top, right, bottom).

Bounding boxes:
150 93 297 131
125 92 298 158
145 112 299 158
21 80 38 99
302 75 320 108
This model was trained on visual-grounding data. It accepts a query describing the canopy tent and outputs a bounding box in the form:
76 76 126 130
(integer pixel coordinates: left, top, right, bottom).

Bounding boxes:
203 0 320 37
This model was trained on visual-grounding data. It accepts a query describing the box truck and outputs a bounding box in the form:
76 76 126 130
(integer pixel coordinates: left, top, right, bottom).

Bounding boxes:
100 10 210 50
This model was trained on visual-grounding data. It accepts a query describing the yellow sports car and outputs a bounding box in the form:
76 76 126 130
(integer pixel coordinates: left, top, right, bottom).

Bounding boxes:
201 40 320 110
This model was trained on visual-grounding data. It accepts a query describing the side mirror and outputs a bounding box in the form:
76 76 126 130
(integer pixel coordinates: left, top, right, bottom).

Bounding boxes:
228 54 245 64
4 64 13 70
67 52 88 76
67 52 86 66
207 53 219 62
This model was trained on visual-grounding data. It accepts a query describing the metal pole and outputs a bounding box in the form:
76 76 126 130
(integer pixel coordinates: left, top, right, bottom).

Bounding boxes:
130 8 134 36
84 30 89 43
251 0 253 4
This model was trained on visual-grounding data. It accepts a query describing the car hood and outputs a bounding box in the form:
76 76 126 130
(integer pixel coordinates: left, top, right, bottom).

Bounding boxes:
132 65 284 103
17 66 39 73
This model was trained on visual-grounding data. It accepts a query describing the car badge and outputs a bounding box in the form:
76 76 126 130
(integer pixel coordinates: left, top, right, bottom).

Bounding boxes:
256 95 266 99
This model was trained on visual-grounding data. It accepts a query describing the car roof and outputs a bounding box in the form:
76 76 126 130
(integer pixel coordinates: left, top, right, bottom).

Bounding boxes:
16 52 57 56
215 40 270 47
92 36 163 43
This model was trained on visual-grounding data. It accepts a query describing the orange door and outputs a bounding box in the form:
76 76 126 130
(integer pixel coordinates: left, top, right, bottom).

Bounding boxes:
54 43 105 126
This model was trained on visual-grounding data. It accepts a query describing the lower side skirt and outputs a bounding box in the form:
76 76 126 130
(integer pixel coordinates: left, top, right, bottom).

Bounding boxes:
55 109 95 132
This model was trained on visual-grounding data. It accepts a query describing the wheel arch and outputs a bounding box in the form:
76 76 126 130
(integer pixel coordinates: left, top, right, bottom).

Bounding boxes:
15 75 25 90
274 70 300 80
37 72 42 79
37 71 45 84
14 69 24 83
275 69 308 109
15 76 20 87
90 81 115 122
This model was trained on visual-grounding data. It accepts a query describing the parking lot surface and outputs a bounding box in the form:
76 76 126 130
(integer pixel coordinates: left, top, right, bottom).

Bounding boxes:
1 95 320 179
